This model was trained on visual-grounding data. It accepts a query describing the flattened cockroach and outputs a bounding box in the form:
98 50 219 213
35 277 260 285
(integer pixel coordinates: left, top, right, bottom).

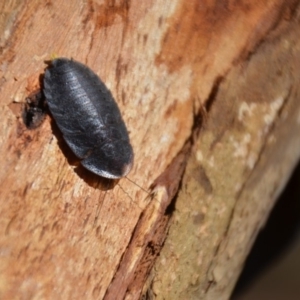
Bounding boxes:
43 58 133 179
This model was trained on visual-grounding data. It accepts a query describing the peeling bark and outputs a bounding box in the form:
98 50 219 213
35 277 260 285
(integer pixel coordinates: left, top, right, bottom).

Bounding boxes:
0 1 300 300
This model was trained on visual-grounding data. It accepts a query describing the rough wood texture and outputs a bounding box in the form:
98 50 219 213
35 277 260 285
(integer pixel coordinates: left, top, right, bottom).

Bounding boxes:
0 1 300 299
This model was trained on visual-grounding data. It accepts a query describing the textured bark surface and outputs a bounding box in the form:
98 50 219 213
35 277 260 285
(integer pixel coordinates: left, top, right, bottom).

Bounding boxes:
0 1 300 300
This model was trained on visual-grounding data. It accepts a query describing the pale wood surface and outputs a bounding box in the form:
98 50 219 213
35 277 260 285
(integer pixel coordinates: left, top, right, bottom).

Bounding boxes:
0 1 300 300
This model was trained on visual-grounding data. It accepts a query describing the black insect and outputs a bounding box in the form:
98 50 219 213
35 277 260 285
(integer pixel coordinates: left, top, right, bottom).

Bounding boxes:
23 91 46 129
43 58 134 179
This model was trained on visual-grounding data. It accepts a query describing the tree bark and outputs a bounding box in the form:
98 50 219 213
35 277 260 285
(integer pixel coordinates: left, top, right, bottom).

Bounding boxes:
1 1 300 299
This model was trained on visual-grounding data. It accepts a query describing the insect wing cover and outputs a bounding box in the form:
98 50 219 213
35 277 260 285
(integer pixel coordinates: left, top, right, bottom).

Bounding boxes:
43 58 133 179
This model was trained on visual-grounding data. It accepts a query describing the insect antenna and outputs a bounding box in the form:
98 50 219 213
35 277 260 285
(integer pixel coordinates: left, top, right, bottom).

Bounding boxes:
93 189 108 227
117 175 162 211
93 178 115 227
124 176 149 194
116 182 144 210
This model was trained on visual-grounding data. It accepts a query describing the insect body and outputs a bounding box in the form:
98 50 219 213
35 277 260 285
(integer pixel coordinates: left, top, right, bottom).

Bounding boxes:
43 58 133 179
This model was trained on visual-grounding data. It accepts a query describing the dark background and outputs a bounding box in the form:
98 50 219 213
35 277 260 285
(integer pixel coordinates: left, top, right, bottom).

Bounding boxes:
232 159 300 299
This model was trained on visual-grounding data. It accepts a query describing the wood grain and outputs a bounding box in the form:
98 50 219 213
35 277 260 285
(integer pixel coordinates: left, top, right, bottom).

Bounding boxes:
0 1 300 299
